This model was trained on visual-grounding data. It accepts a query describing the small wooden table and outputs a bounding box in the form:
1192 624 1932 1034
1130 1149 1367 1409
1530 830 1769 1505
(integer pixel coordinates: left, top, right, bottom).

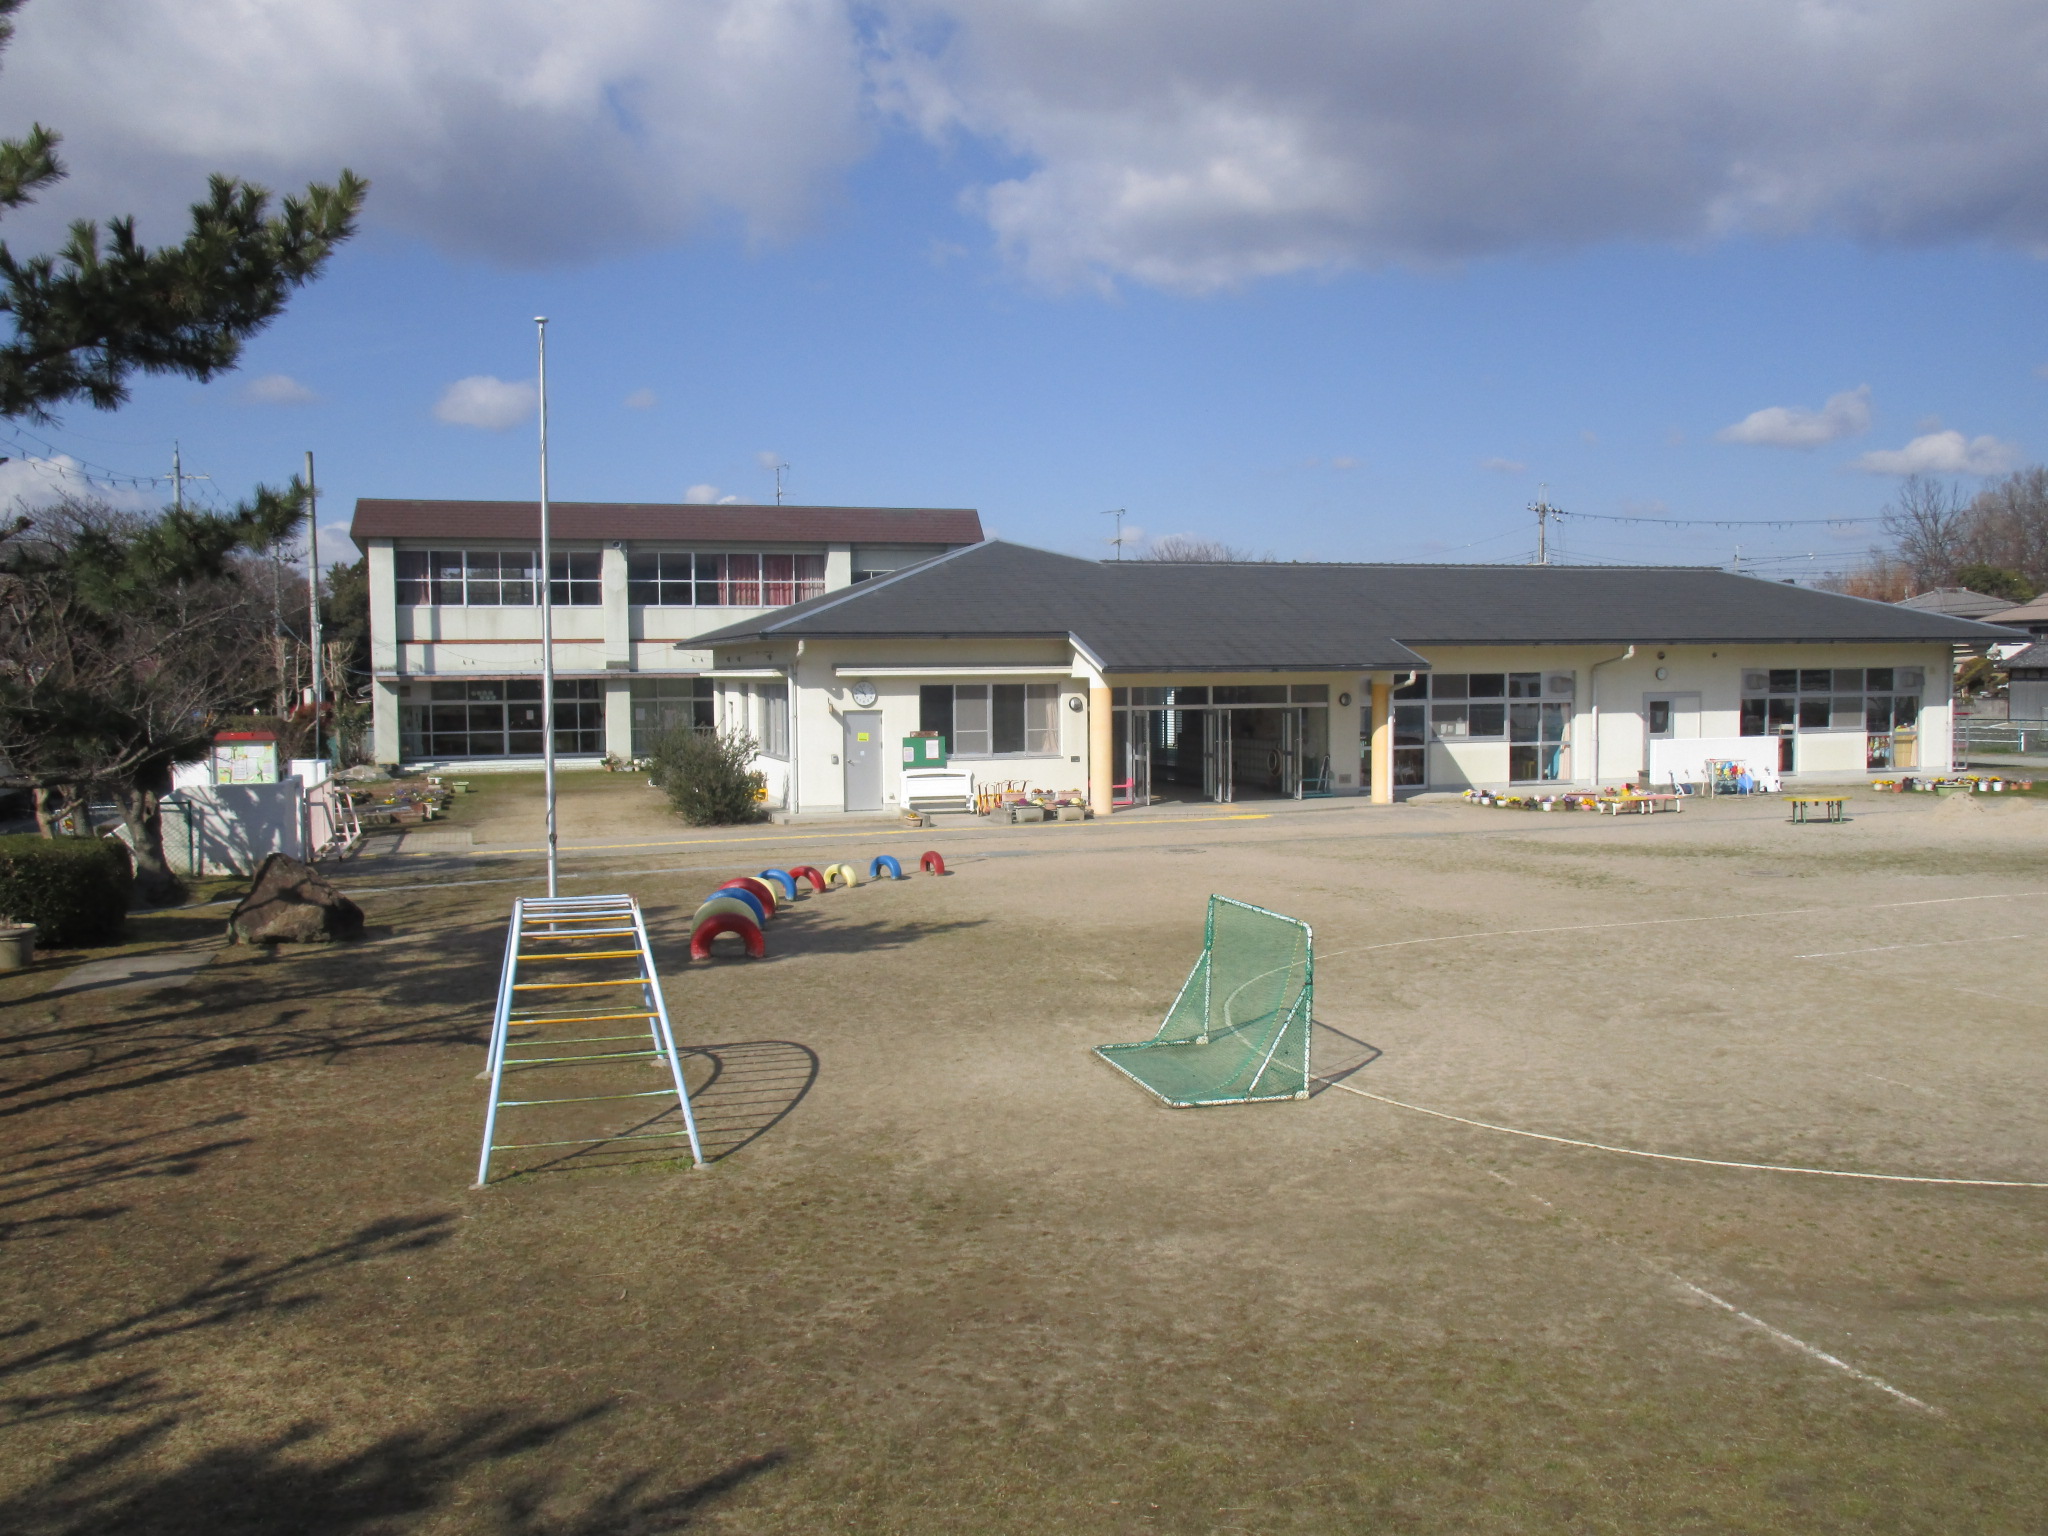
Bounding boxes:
1786 795 1848 823
1599 793 1684 815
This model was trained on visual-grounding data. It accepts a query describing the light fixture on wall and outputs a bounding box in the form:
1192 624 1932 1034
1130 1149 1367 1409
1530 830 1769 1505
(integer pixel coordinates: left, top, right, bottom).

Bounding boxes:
1066 695 1085 711
1655 667 1669 680
1338 692 1352 707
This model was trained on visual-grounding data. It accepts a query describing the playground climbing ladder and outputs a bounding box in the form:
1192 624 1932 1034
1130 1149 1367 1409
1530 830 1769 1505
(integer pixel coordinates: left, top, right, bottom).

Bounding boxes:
476 893 704 1185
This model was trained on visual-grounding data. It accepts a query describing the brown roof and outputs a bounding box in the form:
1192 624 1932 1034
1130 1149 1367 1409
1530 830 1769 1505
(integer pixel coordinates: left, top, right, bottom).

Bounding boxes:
349 499 984 546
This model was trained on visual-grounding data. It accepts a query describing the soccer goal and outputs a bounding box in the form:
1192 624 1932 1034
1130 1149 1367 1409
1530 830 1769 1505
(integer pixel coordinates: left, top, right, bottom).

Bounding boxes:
1095 895 1313 1107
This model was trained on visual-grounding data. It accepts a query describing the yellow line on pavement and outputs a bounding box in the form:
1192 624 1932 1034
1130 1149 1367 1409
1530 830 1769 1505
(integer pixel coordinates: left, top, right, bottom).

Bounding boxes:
480 812 1272 856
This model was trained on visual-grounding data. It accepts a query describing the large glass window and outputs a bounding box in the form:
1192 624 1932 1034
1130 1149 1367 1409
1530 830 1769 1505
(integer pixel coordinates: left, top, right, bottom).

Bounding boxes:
928 683 1059 756
399 679 601 758
628 678 714 757
625 551 824 606
396 549 542 606
1741 667 1921 743
1380 672 1575 784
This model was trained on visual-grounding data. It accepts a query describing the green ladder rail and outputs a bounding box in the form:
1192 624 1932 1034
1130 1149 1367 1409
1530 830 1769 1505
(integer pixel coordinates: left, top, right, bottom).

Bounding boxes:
476 893 704 1186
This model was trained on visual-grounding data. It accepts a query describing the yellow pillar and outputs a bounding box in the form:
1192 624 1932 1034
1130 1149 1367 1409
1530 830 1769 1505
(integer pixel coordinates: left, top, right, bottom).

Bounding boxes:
1089 684 1115 815
1370 677 1394 805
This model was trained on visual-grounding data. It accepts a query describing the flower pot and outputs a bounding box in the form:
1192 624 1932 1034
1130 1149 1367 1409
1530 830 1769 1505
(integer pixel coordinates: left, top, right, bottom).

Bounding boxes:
0 924 36 971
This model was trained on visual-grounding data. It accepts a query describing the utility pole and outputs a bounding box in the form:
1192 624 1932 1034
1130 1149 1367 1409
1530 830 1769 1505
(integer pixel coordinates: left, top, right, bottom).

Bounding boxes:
536 317 559 898
169 442 209 512
1530 488 1560 565
306 450 323 763
1102 507 1128 560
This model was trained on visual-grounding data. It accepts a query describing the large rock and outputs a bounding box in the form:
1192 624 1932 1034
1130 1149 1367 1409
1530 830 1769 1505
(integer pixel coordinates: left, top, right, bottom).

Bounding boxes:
227 854 365 944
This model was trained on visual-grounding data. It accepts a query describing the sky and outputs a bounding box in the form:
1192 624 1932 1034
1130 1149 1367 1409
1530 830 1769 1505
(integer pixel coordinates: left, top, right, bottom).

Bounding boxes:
3 0 2046 582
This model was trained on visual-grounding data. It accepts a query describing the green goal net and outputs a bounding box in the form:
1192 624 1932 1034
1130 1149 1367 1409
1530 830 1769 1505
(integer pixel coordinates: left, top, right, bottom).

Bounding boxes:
1095 895 1313 1107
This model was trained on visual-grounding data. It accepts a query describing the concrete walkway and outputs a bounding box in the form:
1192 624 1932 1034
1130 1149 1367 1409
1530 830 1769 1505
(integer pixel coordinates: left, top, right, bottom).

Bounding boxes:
43 943 219 995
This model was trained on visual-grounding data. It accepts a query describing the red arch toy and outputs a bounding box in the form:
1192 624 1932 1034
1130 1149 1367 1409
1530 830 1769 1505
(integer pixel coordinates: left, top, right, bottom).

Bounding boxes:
919 850 947 876
691 914 764 959
789 864 830 893
714 875 777 916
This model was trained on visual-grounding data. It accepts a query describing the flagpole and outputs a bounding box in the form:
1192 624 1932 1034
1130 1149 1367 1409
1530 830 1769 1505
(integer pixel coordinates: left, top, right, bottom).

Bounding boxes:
535 317 558 898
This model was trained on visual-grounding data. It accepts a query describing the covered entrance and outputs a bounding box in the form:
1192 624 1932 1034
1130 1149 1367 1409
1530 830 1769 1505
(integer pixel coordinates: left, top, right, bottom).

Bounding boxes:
1111 685 1333 805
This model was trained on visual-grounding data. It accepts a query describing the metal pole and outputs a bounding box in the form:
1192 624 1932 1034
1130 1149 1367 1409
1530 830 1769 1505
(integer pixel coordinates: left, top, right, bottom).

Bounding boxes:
536 317 558 898
306 450 323 763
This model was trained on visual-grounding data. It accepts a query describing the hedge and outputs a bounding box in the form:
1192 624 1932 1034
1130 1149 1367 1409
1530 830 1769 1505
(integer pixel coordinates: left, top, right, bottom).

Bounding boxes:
0 834 133 946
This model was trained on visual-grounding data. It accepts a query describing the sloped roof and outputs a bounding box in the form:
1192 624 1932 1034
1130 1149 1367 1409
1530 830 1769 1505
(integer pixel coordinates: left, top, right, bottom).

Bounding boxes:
1897 587 2013 618
1986 595 2048 626
694 541 2021 672
349 500 983 546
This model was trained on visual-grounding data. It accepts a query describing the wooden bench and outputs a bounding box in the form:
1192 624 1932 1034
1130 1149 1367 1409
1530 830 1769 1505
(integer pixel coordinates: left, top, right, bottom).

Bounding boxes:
1786 795 1848 824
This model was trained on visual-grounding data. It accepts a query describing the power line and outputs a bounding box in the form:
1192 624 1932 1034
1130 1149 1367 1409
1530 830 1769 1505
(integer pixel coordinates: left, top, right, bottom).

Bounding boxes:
1555 508 1877 529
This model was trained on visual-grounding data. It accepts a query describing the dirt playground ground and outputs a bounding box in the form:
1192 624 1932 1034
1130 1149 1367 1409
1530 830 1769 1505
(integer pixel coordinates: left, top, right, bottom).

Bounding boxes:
2 777 2045 1534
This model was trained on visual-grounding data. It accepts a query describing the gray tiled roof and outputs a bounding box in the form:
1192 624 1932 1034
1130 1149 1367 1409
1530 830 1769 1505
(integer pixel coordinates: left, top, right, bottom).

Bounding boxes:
695 541 2023 672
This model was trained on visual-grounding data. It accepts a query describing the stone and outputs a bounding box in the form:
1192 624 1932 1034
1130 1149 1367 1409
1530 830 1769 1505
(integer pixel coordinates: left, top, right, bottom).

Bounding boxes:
227 854 365 944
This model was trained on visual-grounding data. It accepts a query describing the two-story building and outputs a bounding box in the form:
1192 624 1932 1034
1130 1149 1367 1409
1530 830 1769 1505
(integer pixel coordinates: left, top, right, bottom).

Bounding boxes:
350 499 984 787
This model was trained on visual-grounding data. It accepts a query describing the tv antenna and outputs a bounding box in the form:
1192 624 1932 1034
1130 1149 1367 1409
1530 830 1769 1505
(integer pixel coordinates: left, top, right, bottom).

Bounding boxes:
772 458 790 504
1102 507 1129 560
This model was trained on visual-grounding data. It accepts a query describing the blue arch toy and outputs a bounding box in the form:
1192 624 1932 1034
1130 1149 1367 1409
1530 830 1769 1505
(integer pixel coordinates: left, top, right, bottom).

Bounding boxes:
869 854 905 880
711 886 769 926
757 868 799 900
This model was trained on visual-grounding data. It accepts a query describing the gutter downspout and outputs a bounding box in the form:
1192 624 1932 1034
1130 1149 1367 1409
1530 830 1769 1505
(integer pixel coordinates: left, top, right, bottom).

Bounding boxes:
787 639 804 817
1587 645 1635 788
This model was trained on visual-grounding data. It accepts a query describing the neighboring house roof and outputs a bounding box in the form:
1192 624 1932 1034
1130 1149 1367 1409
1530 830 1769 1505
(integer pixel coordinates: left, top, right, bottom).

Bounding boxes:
694 541 2022 673
2002 641 2048 673
1985 595 2048 627
348 500 984 546
1897 587 2013 618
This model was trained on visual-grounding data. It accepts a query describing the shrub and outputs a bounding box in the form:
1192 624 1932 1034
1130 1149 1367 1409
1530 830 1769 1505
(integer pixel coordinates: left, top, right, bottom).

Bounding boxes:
0 834 134 945
648 726 766 827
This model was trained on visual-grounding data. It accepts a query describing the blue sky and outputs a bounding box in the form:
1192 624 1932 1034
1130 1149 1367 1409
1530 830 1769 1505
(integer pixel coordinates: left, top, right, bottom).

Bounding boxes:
5 2 2045 581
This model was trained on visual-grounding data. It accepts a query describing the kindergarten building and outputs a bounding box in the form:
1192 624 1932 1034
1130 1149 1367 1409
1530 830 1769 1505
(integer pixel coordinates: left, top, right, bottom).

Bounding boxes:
354 502 2018 811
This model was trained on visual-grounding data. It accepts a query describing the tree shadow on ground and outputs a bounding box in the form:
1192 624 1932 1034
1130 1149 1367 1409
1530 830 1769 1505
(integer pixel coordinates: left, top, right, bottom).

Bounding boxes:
2 1402 790 1536
0 918 510 1123
0 1214 454 1434
0 1114 252 1247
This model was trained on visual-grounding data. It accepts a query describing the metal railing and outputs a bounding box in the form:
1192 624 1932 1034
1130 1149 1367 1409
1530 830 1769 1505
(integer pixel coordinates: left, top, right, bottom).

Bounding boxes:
1954 718 2048 758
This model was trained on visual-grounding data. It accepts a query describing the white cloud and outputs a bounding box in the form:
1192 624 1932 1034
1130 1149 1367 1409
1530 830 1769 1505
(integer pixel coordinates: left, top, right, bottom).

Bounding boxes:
1851 430 2022 476
1479 456 1527 475
1717 386 1872 448
623 388 658 410
876 1 2048 291
683 483 723 503
717 494 740 504
755 450 783 469
243 372 318 405
1329 455 1359 470
433 375 536 431
13 4 2048 291
0 455 157 512
1 0 868 262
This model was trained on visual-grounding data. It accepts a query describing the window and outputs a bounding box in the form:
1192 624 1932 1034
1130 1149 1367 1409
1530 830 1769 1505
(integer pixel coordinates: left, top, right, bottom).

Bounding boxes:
1741 667 1918 741
761 684 790 759
929 683 1059 756
1382 673 1575 785
399 679 601 758
549 552 601 606
629 678 714 757
626 551 825 606
396 549 540 605
1508 702 1570 782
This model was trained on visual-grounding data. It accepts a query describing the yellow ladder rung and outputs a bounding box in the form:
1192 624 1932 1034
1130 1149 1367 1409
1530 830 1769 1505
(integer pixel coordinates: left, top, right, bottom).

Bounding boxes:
517 950 643 960
510 978 650 990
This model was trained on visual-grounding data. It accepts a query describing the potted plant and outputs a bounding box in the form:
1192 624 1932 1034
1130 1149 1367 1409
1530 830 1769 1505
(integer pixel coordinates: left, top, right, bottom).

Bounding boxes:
0 917 36 971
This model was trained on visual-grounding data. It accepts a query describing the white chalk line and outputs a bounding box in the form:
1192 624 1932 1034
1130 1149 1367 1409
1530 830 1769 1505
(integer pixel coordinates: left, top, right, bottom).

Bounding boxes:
1671 1280 1941 1414
1316 889 2048 965
1316 1076 2048 1188
1479 1170 1939 1414
1797 934 2021 959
